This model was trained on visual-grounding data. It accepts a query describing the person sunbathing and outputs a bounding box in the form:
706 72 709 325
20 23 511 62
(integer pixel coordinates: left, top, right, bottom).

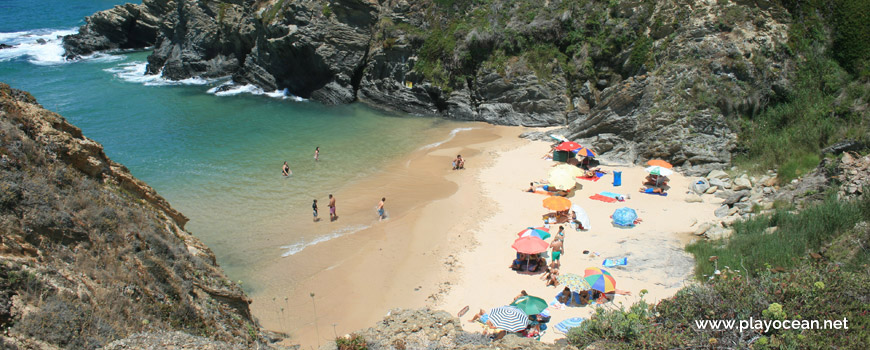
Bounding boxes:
541 268 560 287
512 290 528 303
525 182 536 192
639 187 666 194
557 287 571 304
468 309 489 323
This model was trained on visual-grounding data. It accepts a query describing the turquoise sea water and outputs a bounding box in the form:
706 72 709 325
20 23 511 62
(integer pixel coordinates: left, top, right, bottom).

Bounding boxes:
1 1 458 283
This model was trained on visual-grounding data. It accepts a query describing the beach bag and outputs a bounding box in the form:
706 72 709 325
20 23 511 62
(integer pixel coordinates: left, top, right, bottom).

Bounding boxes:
612 171 622 186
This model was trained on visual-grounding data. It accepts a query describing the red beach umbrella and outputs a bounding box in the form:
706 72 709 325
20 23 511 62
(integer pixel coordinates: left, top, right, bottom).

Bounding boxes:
511 236 550 254
554 141 582 151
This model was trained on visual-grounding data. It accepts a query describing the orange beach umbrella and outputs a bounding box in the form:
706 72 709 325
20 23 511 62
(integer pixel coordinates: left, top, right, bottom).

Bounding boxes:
543 196 572 211
646 159 673 169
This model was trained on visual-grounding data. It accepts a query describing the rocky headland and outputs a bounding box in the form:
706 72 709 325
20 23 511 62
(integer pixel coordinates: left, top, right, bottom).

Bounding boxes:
63 0 800 169
0 83 278 349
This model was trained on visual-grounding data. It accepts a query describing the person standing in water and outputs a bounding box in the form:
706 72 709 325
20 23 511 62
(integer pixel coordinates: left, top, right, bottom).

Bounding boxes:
314 147 320 161
377 197 386 221
282 161 291 176
328 194 337 221
312 199 319 222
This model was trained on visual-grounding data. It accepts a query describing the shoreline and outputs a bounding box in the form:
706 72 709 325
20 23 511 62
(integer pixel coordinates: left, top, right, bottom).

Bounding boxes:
248 125 722 348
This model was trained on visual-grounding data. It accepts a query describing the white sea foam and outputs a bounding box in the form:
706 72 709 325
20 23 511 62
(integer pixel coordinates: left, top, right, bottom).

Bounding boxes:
207 82 307 101
0 28 121 65
418 127 474 150
104 62 215 86
280 224 370 257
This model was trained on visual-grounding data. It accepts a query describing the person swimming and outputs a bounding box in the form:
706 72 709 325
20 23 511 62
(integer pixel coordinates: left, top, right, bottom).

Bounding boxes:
314 147 320 161
282 161 291 176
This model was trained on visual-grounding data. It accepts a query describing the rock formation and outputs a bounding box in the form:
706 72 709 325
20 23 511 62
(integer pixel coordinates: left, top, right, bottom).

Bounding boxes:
63 0 794 165
0 83 272 349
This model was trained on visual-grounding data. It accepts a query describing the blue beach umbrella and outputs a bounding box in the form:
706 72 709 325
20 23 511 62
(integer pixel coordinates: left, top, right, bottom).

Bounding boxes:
612 207 638 227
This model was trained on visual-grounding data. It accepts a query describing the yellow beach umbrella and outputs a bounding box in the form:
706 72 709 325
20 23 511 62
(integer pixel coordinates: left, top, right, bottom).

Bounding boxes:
547 172 576 190
550 164 585 178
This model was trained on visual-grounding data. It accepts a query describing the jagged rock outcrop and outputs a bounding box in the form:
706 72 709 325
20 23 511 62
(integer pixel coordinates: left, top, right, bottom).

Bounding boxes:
63 0 794 165
0 83 272 349
318 308 574 350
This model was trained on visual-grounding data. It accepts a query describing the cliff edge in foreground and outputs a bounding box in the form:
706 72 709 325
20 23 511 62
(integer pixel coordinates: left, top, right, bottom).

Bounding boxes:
0 83 271 349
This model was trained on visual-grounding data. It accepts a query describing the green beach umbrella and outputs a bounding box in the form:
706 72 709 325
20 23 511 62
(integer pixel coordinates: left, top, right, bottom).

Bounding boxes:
510 295 549 315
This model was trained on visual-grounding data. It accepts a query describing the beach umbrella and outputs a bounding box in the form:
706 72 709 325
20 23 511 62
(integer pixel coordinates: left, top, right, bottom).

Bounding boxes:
574 147 597 158
645 165 674 177
612 207 638 227
571 204 591 230
556 273 592 293
543 196 572 211
510 295 549 315
487 306 531 332
554 317 585 334
551 164 585 178
512 236 550 254
647 159 673 168
547 172 577 190
554 141 582 152
584 267 616 293
517 227 551 240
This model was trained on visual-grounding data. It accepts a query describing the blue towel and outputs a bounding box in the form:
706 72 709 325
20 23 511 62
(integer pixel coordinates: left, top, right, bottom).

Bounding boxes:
602 257 628 267
554 317 585 334
642 188 669 196
599 191 624 199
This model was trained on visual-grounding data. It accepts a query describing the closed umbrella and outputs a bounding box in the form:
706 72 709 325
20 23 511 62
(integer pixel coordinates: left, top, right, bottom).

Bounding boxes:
512 236 549 254
510 295 549 315
584 267 616 293
488 306 531 332
517 227 551 240
612 207 638 227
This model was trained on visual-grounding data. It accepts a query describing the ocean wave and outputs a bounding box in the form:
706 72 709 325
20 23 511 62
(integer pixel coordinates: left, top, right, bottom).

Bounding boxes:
418 127 474 150
207 82 307 101
0 28 121 65
280 224 370 257
104 62 216 86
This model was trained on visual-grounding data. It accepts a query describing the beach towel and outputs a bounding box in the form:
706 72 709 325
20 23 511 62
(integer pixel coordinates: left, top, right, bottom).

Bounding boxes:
577 175 601 182
641 188 668 196
554 317 585 334
589 194 617 203
602 257 628 267
599 191 625 200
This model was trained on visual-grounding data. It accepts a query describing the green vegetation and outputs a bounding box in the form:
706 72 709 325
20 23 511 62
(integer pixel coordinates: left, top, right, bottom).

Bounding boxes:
687 193 870 279
335 333 367 350
736 0 870 181
260 0 286 24
569 194 870 349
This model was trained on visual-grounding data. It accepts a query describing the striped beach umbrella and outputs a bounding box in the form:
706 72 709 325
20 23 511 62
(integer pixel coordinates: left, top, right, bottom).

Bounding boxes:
645 165 674 177
574 147 597 158
517 227 551 240
488 306 531 332
554 317 585 334
556 273 592 293
584 267 616 293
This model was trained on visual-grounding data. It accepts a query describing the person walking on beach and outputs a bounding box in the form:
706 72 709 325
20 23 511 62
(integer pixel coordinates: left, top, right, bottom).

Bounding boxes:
282 161 291 176
314 147 320 161
377 197 386 221
312 199 319 222
328 194 337 221
550 235 563 269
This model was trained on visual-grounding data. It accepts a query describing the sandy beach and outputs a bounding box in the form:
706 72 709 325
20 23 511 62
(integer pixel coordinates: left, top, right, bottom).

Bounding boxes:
250 125 721 348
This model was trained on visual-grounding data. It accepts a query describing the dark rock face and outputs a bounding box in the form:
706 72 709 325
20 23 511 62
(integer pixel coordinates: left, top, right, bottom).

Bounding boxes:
63 0 793 166
0 83 270 349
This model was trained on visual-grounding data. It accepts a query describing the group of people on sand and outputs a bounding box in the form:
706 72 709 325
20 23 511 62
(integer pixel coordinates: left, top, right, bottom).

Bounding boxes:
284 147 387 222
467 290 552 340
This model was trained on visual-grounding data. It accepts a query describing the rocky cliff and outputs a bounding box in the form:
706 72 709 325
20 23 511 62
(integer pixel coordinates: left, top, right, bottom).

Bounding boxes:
0 83 272 349
63 0 795 167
